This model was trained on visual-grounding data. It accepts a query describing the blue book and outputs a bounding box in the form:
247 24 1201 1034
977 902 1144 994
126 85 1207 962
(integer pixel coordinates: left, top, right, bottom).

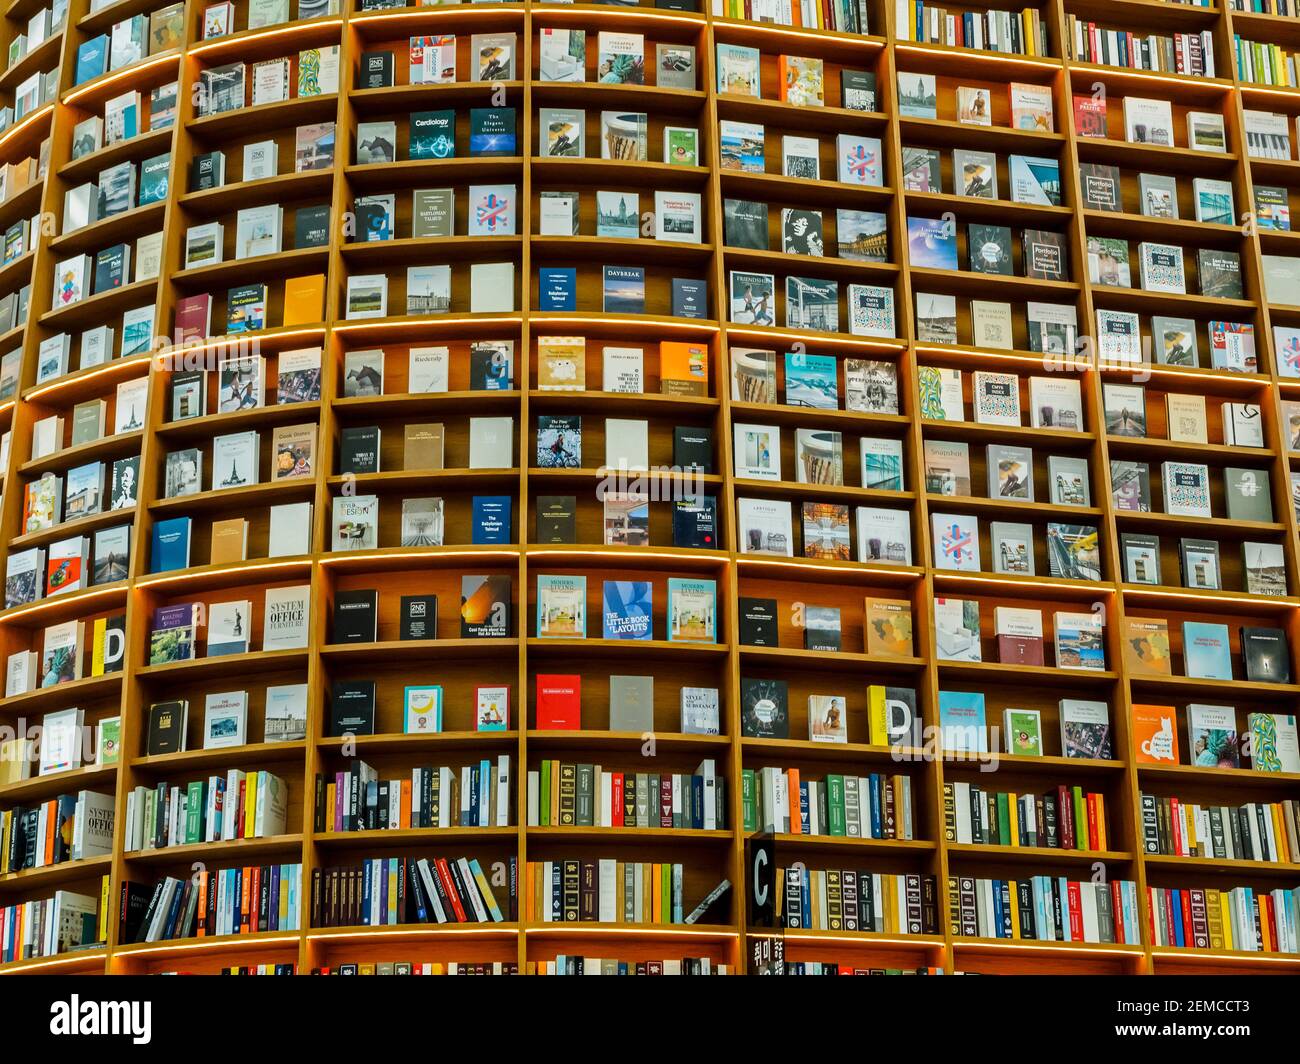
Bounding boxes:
672 277 706 318
783 352 838 409
150 516 192 572
469 107 516 156
906 216 958 270
471 495 511 544
1182 620 1232 679
601 580 653 640
137 153 170 205
938 690 987 753
538 267 576 310
75 35 109 84
602 266 645 313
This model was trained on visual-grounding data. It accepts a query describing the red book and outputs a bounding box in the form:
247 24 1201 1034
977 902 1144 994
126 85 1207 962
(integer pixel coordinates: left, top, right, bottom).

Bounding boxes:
196 873 207 937
1112 880 1125 944
1072 93 1107 138
612 773 624 827
535 674 580 729
240 867 251 934
1086 792 1099 850
1266 895 1279 952
1180 890 1194 947
1066 881 1083 941
1170 796 1184 856
435 857 468 922
659 775 672 828
173 293 213 344
996 634 1044 666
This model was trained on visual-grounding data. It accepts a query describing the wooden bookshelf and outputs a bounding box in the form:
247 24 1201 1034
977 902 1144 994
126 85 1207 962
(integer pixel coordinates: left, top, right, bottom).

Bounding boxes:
2 0 1300 976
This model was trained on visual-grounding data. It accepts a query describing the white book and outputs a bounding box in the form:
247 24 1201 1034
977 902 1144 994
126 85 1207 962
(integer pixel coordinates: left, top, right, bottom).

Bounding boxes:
468 416 513 469
408 346 449 392
242 139 278 180
605 418 649 470
732 423 781 480
268 501 312 556
602 346 643 392
263 584 310 650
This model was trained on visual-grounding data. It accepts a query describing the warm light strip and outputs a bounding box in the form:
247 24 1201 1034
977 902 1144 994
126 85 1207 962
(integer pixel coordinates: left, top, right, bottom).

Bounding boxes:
1 584 126 623
63 52 180 104
1150 949 1300 963
1122 586 1293 608
319 548 520 565
1239 83 1300 101
332 315 524 333
897 43 1057 68
135 559 313 588
159 327 327 360
307 927 516 939
530 548 721 564
734 557 921 579
523 925 738 937
0 951 104 974
720 19 883 48
958 939 1139 955
188 18 343 56
935 572 1112 594
120 935 300 957
24 355 149 401
1068 62 1230 91
914 343 1069 368
0 103 52 153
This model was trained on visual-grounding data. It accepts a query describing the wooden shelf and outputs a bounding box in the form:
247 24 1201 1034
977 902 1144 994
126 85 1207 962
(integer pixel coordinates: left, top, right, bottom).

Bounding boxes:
2 0 1300 980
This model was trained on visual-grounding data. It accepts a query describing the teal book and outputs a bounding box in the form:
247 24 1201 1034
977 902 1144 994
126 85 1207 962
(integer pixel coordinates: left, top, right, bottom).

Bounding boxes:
667 578 716 643
1182 621 1232 680
409 109 455 159
938 690 987 753
783 353 838 409
138 153 170 205
602 580 653 640
536 574 586 638
150 516 191 573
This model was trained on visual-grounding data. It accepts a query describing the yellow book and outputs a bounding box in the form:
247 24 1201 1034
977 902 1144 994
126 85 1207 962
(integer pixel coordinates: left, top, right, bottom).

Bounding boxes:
1272 804 1289 863
388 862 399 923
1008 879 1021 939
867 686 894 746
884 873 897 933
1022 9 1035 56
244 771 258 839
1095 793 1107 852
1221 894 1234 950
281 273 325 327
325 783 336 832
1184 804 1197 857
99 873 111 942
809 870 821 929
1007 792 1019 848
360 963 374 975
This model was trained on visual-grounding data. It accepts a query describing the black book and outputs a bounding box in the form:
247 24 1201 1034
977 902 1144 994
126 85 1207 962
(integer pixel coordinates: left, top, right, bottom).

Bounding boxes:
339 425 380 474
400 594 438 640
189 151 224 192
1242 626 1291 684
410 110 455 160
331 680 377 736
804 612 841 651
331 589 378 643
655 0 699 8
739 597 778 646
1198 249 1243 299
967 224 1013 275
146 700 186 755
724 198 769 250
294 204 330 249
535 495 576 543
740 677 789 739
672 494 716 548
93 243 129 294
673 426 713 473
1022 229 1068 281
671 277 707 319
119 881 152 944
360 50 394 88
1079 162 1121 212
840 69 876 111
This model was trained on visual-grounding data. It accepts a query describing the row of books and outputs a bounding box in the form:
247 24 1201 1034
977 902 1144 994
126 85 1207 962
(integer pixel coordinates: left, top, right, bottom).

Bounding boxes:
314 757 512 833
190 124 334 194
524 760 724 830
894 2 1047 55
1066 22 1216 76
523 860 729 924
0 706 118 782
717 0 870 35
539 956 726 975
779 868 939 934
742 765 916 840
740 599 914 659
944 783 1109 851
313 961 514 975
200 0 335 40
120 866 303 942
0 887 102 964
0 790 114 872
1140 794 1298 862
1148 885 1300 953
61 149 168 238
4 3 65 76
5 525 130 608
1124 619 1289 684
1123 531 1282 598
122 771 291 852
309 856 514 927
162 423 314 501
147 589 308 668
739 684 916 743
1133 706 1298 771
1235 35 1298 87
144 687 308 755
149 504 312 573
950 876 1142 944
74 3 182 85
193 48 339 119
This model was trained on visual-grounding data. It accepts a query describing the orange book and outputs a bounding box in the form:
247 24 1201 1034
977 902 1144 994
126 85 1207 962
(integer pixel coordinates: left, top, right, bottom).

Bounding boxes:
1095 793 1107 851
1132 705 1180 764
282 273 325 326
657 340 709 396
196 873 207 936
45 801 56 866
400 779 412 829
1273 804 1289 863
786 768 801 834
1122 619 1172 676
1086 792 1098 850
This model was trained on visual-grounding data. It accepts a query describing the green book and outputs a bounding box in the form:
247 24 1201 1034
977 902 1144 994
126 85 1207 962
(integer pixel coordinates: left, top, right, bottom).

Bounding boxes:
996 792 1011 847
741 769 756 832
186 780 205 844
826 775 846 836
1073 785 1087 851
540 760 551 826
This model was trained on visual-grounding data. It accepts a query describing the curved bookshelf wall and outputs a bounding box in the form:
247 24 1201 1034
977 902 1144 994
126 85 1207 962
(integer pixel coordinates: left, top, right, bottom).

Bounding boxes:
1 0 1300 976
